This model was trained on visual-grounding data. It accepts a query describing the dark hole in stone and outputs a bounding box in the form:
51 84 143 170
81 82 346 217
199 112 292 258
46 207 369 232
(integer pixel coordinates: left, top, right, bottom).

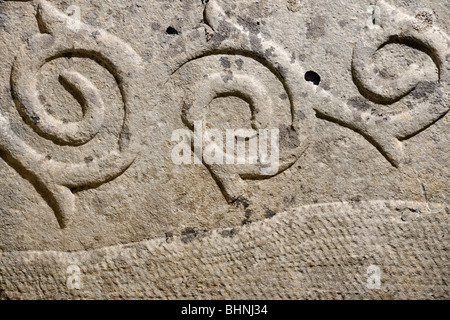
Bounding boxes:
304 70 321 85
166 26 178 35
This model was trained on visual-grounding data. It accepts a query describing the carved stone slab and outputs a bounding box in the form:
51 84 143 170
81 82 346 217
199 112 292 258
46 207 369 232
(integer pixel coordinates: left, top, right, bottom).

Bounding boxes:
0 0 448 299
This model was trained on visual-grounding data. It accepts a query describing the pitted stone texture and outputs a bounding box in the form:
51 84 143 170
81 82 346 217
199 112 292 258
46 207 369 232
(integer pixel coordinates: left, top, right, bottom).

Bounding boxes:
0 0 448 300
0 201 448 299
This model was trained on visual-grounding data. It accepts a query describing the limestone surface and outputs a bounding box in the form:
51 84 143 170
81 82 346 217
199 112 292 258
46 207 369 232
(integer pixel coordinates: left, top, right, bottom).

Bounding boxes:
0 0 448 299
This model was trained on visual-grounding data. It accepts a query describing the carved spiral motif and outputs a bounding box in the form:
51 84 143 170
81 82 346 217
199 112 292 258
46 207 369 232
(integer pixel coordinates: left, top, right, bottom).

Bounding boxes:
0 0 144 227
351 1 449 143
170 1 315 201
0 0 448 227
168 0 449 202
312 0 449 167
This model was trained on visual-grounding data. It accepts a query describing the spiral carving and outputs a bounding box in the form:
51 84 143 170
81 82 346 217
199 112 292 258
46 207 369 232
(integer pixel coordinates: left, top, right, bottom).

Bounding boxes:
1 0 447 226
168 0 449 202
169 1 315 202
0 0 144 228
311 0 449 166
348 1 449 161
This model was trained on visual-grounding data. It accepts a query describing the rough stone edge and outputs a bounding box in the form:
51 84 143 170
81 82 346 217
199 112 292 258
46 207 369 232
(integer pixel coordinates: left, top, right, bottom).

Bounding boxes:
0 200 448 299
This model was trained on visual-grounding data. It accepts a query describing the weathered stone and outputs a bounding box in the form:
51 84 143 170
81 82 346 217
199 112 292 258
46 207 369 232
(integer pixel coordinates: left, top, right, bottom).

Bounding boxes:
0 0 448 299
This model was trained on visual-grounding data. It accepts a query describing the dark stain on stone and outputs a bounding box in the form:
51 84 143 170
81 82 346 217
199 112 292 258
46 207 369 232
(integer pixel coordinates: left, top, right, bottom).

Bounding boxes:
320 81 330 91
85 11 99 27
233 196 250 209
181 227 207 243
277 65 288 80
0 13 8 30
89 251 106 265
338 20 348 28
306 16 326 40
265 46 276 57
166 26 179 35
279 93 288 100
84 156 94 164
143 49 153 63
284 195 296 205
38 95 46 104
237 16 260 34
295 110 306 120
348 96 371 111
304 70 320 85
120 125 132 145
30 115 40 124
10 122 22 135
242 209 253 225
184 102 192 111
167 37 186 56
211 20 238 48
91 30 101 40
249 34 263 55
165 232 173 243
378 68 391 79
181 227 197 244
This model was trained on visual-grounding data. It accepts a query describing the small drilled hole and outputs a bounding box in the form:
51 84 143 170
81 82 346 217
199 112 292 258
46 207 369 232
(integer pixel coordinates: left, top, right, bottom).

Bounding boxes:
304 71 321 85
166 26 178 35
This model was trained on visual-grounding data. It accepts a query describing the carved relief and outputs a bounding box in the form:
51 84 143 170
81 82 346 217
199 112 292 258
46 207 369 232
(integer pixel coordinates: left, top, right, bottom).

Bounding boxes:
0 0 144 227
315 0 449 166
0 0 448 227
169 0 449 203
169 1 316 203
